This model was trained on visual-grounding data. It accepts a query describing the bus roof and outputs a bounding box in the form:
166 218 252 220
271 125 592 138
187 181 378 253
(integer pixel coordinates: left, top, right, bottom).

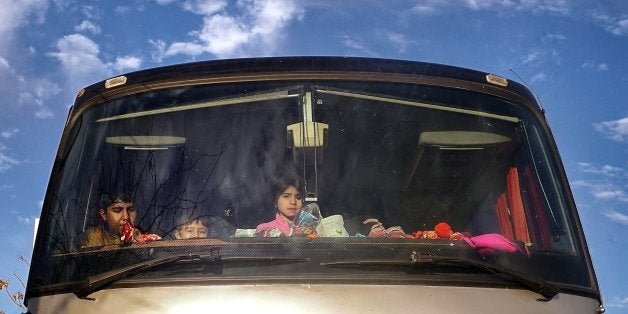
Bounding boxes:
72 56 541 115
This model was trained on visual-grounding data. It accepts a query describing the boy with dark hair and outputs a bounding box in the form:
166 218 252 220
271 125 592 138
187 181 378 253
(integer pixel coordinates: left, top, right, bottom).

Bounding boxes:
83 192 144 247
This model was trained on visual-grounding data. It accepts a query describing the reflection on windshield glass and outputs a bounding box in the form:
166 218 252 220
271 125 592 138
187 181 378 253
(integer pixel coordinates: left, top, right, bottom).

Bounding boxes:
35 82 589 293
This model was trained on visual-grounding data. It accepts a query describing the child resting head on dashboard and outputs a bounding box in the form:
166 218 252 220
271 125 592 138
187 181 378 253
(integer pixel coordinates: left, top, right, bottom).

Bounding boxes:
174 216 209 239
173 214 236 239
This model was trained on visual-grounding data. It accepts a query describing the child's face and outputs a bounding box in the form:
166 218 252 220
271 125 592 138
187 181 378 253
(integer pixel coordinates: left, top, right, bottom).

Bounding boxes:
276 185 302 221
99 201 136 235
175 219 209 239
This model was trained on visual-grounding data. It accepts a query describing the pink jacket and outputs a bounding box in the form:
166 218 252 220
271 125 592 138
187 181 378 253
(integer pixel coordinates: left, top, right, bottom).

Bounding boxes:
256 213 292 236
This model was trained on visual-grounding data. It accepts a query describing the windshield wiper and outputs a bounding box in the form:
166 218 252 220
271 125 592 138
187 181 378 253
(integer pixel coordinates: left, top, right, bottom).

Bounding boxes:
74 254 310 300
96 89 299 122
320 251 558 301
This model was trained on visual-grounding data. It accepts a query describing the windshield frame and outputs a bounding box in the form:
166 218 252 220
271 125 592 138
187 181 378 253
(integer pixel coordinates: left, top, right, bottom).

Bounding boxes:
27 57 601 304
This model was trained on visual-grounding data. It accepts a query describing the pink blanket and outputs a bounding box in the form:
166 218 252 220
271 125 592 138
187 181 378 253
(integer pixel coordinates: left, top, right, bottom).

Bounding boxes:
463 233 530 257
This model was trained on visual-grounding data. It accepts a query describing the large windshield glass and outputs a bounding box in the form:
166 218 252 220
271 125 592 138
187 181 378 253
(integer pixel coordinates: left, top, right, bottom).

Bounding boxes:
30 78 592 293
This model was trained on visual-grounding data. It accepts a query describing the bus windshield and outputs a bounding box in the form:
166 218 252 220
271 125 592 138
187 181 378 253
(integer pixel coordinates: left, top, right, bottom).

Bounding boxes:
28 61 595 299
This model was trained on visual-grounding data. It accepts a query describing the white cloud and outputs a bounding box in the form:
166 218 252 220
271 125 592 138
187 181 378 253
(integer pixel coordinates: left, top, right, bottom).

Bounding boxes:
341 35 376 56
35 107 54 119
380 31 408 54
248 0 303 36
592 11 628 36
572 179 628 203
595 116 628 143
577 162 624 177
75 20 101 35
343 37 365 50
413 0 500 15
0 156 18 172
411 0 570 15
1 128 18 139
195 14 250 57
157 0 304 59
530 72 547 83
604 210 628 225
607 296 628 308
165 41 207 58
411 4 439 15
33 78 62 101
81 5 100 20
592 12 613 24
49 33 144 90
18 215 36 225
15 78 61 119
0 56 10 70
155 0 177 5
464 0 509 10
0 144 20 172
19 91 41 106
114 56 142 72
582 62 608 72
542 33 567 41
534 0 570 15
49 33 106 83
182 0 227 15
522 51 540 64
607 18 628 36
593 189 627 202
0 0 48 47
520 48 561 68
115 6 131 15
570 180 590 188
149 39 167 63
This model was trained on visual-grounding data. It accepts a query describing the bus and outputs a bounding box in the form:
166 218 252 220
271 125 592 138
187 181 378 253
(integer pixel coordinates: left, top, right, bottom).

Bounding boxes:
25 57 604 313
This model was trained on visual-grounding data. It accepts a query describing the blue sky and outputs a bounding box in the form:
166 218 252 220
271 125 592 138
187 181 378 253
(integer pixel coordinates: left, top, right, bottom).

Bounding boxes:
0 0 627 312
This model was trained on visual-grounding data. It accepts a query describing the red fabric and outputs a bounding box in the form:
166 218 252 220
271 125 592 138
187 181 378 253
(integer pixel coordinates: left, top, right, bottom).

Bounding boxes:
119 221 162 244
495 193 514 240
137 233 162 243
120 221 134 244
523 166 552 248
507 167 531 243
